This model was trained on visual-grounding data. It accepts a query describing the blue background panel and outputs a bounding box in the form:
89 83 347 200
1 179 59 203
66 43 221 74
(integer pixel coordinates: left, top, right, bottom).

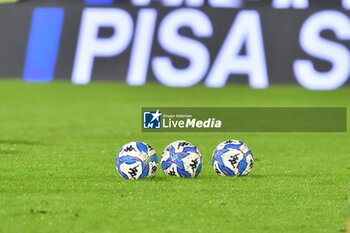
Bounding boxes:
23 8 64 82
84 0 114 4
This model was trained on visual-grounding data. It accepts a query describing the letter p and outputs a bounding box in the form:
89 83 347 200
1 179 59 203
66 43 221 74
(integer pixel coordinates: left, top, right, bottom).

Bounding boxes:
72 8 133 84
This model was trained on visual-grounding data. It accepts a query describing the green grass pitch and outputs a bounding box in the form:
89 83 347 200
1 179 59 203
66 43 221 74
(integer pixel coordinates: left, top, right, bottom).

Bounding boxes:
0 80 349 233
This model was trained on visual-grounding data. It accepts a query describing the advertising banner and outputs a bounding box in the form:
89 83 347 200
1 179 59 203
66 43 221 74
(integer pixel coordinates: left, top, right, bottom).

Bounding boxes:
1 0 350 89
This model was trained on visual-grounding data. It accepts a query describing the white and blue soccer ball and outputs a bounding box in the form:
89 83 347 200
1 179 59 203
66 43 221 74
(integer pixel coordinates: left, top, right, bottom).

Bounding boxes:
212 140 254 176
161 140 202 178
116 141 158 180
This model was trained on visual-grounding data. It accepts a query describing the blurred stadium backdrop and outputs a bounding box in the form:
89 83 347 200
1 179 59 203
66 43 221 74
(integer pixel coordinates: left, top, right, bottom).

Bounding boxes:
1 0 350 89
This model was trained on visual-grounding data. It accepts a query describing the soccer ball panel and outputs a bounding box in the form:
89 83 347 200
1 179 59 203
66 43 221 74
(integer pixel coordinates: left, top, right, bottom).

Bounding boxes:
212 139 254 177
118 142 140 158
147 154 158 177
221 149 244 175
167 140 198 153
119 161 143 180
241 153 254 176
213 160 224 176
164 164 180 177
182 152 202 177
161 140 202 178
116 141 158 180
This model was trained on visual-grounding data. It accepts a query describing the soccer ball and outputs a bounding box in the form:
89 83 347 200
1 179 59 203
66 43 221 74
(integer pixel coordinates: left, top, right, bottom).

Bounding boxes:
116 141 158 180
161 140 202 178
212 140 254 176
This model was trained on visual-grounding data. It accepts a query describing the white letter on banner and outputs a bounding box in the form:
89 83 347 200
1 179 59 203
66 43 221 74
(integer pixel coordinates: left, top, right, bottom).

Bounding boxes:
72 8 133 84
294 11 350 90
209 0 243 8
153 0 205 7
205 11 268 88
342 0 350 9
272 0 309 9
127 9 157 86
152 9 212 87
131 0 151 6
